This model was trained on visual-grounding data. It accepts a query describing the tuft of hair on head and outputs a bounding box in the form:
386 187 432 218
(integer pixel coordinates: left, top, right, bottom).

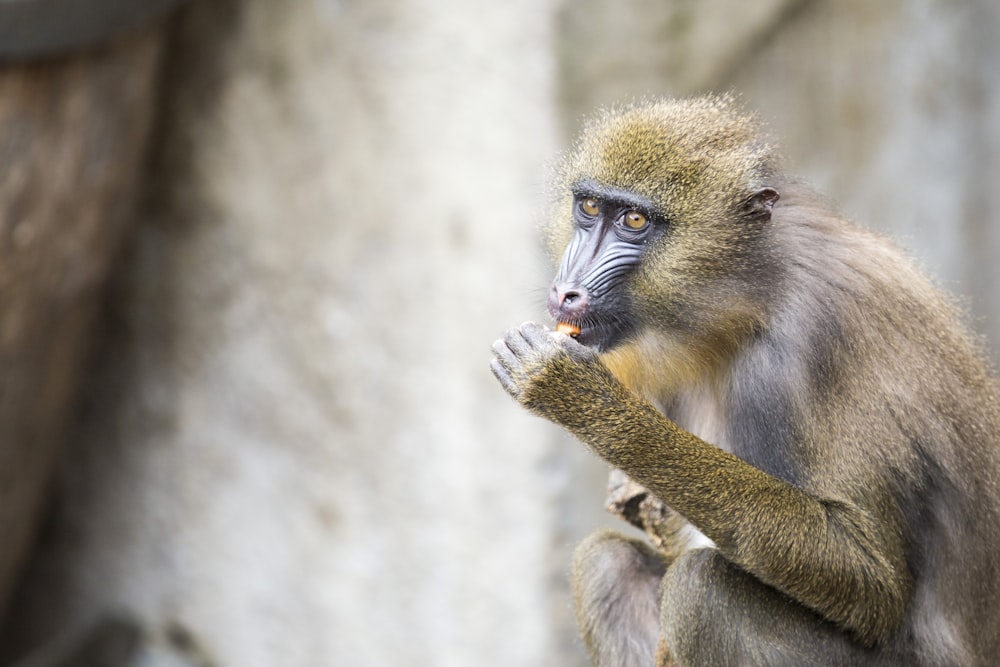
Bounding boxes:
556 95 780 228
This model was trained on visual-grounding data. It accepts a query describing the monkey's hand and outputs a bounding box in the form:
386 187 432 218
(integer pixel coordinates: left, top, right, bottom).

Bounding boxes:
491 322 625 428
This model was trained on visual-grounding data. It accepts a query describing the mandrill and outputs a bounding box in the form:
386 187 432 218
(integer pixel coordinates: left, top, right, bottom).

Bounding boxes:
491 96 1000 666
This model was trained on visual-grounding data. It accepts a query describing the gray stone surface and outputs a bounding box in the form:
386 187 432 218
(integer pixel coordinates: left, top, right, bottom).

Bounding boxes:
0 0 188 60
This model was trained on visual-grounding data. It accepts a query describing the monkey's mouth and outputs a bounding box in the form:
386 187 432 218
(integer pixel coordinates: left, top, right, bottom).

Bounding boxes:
555 320 621 351
573 325 604 350
549 286 635 350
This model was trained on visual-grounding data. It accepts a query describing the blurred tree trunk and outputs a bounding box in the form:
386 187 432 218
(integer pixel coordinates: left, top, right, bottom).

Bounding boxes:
0 28 166 620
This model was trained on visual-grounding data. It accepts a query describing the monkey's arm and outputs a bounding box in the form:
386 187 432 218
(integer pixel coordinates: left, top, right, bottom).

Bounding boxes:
491 323 911 647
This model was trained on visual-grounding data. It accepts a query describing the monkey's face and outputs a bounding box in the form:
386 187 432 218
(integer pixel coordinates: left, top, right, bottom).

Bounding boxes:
547 97 779 354
548 179 668 351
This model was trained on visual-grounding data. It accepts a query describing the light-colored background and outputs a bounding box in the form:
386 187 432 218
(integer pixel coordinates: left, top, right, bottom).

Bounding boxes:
2 0 999 665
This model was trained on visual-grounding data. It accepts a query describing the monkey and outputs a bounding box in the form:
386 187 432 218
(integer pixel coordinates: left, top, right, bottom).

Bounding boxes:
490 96 1000 666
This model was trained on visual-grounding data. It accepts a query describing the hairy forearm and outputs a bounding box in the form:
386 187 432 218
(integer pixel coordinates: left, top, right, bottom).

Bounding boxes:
522 353 910 644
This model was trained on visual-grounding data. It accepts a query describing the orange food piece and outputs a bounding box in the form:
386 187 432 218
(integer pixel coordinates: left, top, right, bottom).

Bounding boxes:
556 322 581 337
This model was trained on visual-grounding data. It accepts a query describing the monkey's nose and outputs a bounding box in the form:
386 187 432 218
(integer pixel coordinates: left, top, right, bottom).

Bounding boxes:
549 283 590 320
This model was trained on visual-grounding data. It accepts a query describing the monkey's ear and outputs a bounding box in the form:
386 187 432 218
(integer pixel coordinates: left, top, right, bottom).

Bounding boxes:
744 187 780 221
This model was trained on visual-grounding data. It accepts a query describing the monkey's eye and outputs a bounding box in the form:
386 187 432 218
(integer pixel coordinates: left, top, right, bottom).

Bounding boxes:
580 198 601 217
623 211 648 230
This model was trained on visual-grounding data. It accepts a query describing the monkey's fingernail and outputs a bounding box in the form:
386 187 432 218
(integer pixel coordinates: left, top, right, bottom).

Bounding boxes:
556 322 581 337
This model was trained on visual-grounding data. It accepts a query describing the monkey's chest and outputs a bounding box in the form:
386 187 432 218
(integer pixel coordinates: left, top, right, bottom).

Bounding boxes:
660 387 733 455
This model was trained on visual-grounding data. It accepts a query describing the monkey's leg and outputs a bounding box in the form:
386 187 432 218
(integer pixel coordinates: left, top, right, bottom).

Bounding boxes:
661 548 890 667
571 531 668 667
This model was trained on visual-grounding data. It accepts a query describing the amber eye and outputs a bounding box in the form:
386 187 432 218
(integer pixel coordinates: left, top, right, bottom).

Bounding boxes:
580 198 601 217
623 210 648 230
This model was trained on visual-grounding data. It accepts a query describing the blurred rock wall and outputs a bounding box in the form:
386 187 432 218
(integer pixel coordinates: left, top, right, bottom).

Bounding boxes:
3 0 585 665
0 24 166 649
3 0 1000 665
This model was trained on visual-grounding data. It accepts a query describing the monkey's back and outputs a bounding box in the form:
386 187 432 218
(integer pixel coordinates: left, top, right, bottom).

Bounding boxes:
726 182 1000 664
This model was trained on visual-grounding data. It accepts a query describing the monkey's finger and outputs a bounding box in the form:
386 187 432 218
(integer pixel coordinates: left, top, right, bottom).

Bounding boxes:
492 337 522 370
519 321 554 351
490 357 521 398
502 325 536 358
